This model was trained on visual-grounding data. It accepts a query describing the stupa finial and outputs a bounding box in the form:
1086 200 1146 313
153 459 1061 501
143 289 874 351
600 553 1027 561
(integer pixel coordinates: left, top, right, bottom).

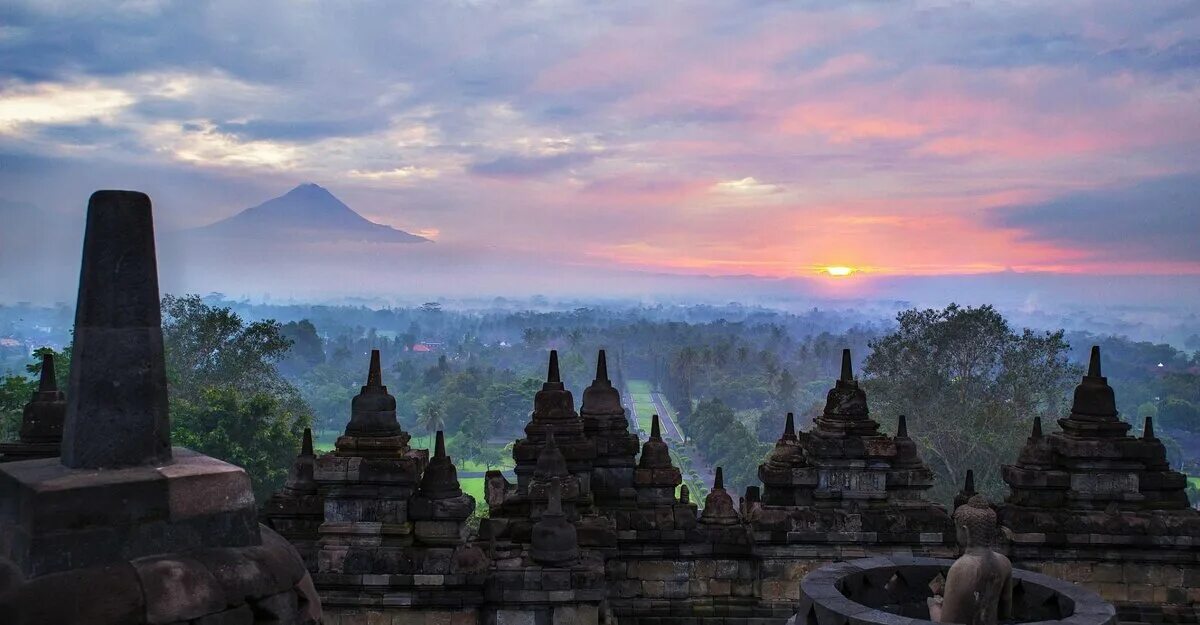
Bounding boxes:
301 427 314 456
37 353 57 393
547 350 561 384
1088 345 1102 378
366 349 383 387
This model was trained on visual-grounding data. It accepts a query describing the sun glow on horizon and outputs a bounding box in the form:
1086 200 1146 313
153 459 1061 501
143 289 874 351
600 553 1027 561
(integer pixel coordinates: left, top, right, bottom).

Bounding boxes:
823 266 856 277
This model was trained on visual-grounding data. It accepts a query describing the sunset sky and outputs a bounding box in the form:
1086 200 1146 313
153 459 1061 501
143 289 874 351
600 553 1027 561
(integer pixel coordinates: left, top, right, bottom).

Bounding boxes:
1 0 1198 294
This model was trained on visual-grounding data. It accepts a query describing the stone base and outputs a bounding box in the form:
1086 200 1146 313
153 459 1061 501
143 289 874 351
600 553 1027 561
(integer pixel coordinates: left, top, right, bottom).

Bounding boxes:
0 525 319 625
0 441 59 463
0 447 259 577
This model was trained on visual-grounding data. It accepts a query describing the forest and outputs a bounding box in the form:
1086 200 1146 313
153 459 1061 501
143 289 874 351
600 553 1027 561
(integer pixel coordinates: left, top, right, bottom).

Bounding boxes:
2 297 1198 507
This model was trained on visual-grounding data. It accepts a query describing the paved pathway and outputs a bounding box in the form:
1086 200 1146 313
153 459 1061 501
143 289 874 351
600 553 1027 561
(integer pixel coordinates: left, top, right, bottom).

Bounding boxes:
649 391 684 442
650 389 716 492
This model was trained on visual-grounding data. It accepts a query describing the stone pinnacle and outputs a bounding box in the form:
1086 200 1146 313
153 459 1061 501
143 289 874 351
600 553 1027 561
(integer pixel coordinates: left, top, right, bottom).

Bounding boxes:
783 412 796 440
435 429 447 457
61 190 171 470
840 348 853 381
713 466 724 490
1088 345 1102 378
964 469 976 495
301 427 314 456
897 414 909 438
595 349 609 381
366 349 383 387
651 414 661 439
1143 416 1156 440
37 353 57 393
547 350 561 384
1031 416 1043 439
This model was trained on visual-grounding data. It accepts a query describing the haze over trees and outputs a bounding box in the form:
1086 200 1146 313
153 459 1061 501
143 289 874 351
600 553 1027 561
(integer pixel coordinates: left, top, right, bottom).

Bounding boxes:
1 297 1197 506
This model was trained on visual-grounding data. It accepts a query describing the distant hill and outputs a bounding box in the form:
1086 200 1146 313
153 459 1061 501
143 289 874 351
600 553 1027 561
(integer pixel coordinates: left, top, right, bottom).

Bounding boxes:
189 183 429 243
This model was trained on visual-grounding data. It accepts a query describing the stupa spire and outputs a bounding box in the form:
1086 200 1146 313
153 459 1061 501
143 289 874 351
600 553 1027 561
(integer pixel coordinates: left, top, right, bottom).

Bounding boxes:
547 350 561 384
343 349 403 439
897 414 909 438
37 353 57 393
651 414 661 440
417 429 462 499
783 412 796 440
366 349 383 387
435 429 447 457
61 191 171 469
1066 345 1122 432
301 427 314 456
840 348 853 381
698 465 740 526
595 349 609 381
1031 416 1043 439
534 431 570 480
1143 416 1156 440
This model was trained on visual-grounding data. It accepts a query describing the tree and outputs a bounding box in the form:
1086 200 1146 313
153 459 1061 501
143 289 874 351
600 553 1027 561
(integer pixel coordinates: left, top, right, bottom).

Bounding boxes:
863 304 1078 503
279 319 325 375
0 373 32 441
161 294 296 401
1160 399 1200 433
173 386 306 502
416 397 445 449
161 294 312 498
686 398 766 498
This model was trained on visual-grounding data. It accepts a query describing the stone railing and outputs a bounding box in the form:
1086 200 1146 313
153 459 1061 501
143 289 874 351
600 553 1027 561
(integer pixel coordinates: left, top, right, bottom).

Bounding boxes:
796 556 1116 625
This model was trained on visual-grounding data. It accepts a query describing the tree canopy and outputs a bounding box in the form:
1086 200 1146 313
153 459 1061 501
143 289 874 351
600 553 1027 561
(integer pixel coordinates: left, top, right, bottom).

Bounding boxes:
863 304 1079 503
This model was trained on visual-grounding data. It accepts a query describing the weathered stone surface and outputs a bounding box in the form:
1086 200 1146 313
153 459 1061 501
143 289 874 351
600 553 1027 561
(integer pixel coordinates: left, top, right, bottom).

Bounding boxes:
61 190 171 470
0 448 260 577
756 351 949 541
0 562 146 625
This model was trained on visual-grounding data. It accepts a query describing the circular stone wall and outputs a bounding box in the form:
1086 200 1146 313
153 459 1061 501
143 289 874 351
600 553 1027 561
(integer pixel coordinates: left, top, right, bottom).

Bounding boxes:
796 556 1116 625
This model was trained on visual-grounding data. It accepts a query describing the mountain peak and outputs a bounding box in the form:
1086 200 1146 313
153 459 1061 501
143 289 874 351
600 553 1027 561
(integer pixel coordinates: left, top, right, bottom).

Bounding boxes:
190 184 430 244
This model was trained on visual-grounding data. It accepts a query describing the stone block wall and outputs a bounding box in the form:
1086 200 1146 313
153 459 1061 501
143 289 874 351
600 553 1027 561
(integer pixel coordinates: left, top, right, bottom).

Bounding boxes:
1015 554 1200 624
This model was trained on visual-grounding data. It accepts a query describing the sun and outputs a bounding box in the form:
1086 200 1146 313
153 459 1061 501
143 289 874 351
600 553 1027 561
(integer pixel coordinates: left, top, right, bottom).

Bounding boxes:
823 266 856 277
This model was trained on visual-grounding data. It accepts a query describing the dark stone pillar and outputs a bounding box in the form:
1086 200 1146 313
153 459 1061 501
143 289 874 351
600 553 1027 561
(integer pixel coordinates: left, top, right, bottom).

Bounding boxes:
61 190 171 469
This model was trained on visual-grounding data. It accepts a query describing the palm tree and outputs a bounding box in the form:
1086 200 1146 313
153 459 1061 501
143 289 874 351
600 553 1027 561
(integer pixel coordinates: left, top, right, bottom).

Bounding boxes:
416 398 445 449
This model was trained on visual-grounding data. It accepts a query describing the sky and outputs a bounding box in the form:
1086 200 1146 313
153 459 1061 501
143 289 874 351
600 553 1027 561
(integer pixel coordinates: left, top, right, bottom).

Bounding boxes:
1 0 1199 306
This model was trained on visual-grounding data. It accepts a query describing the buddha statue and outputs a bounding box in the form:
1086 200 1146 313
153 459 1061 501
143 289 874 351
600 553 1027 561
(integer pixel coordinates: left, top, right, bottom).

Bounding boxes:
929 495 1012 625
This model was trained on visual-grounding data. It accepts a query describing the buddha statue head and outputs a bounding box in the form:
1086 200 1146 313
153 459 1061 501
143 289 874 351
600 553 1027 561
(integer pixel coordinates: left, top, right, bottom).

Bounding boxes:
952 495 997 550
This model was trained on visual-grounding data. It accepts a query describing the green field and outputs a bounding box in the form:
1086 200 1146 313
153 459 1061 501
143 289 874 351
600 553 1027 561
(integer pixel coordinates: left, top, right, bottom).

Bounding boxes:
461 476 486 502
313 429 338 453
458 456 515 473
626 379 657 433
1189 477 1200 489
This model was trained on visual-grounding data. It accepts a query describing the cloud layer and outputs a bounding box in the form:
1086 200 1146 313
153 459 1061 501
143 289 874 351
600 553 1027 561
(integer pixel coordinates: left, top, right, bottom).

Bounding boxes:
1 0 1199 291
